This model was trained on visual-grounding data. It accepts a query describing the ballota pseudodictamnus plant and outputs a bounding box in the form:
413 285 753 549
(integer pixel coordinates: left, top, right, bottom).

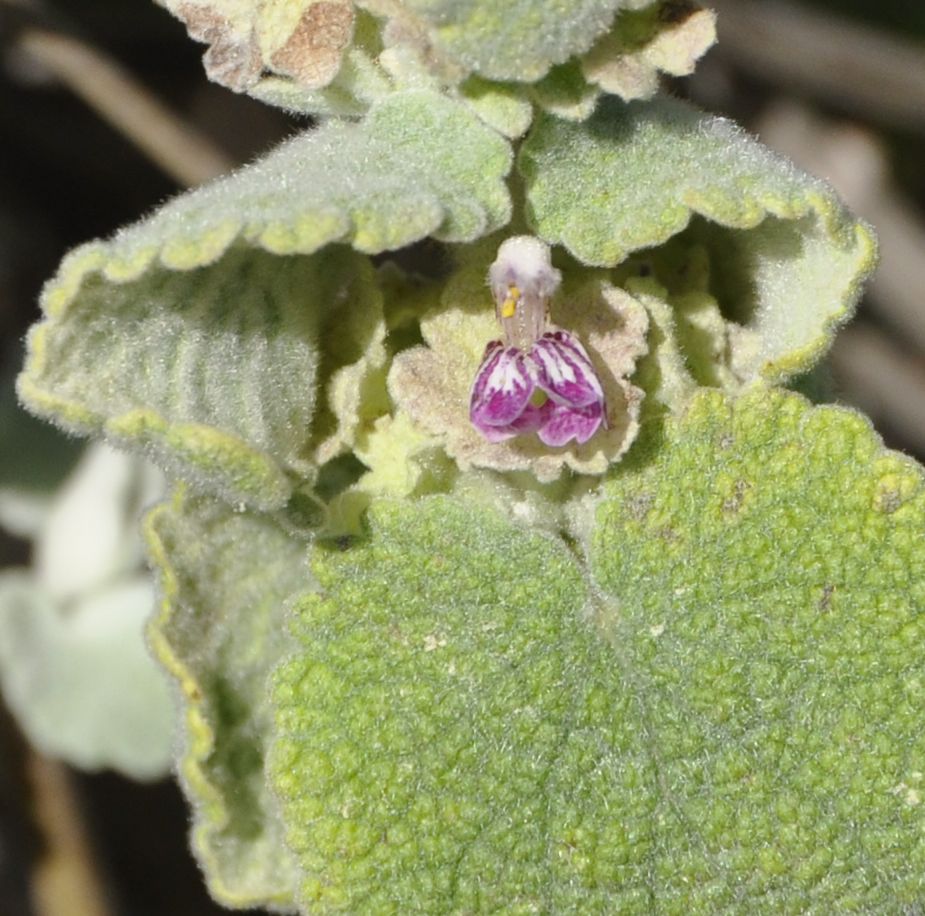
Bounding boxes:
7 0 925 911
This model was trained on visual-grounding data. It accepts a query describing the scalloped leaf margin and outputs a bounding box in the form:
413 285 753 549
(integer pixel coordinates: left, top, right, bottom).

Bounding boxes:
267 387 925 911
590 386 925 910
18 91 512 510
520 97 877 383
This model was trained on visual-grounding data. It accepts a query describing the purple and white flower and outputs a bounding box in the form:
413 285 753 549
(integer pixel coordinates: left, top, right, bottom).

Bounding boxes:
469 237 607 446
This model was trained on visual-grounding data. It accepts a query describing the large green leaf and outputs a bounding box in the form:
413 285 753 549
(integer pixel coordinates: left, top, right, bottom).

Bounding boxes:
146 489 312 909
267 388 925 911
18 91 511 509
592 387 925 910
269 497 655 912
520 97 876 383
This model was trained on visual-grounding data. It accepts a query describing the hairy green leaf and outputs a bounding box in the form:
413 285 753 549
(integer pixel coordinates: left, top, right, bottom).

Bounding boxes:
19 91 511 509
146 489 312 909
269 497 657 911
244 10 392 116
165 0 711 120
458 77 535 139
591 387 925 910
520 97 876 382
391 0 637 82
582 0 716 100
625 277 698 419
266 388 925 911
528 60 601 121
21 249 325 510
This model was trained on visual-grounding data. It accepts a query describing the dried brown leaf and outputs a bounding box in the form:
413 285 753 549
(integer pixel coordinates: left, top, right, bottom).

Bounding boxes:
165 0 355 92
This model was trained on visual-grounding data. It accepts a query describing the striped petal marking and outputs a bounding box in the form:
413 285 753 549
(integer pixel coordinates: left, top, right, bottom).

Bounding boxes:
469 341 536 433
530 330 604 408
537 400 605 447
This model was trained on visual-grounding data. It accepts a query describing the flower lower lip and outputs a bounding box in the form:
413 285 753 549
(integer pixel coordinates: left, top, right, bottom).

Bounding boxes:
470 330 606 446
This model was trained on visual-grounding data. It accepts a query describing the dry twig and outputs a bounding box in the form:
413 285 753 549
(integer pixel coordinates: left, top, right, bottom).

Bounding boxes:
28 752 113 916
710 0 925 136
14 26 234 186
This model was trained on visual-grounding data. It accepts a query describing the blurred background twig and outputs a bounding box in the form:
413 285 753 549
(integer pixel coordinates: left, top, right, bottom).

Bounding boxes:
14 27 233 185
709 0 925 135
28 753 112 916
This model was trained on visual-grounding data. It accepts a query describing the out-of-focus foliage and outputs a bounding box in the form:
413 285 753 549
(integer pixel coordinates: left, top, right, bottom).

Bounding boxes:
0 441 173 780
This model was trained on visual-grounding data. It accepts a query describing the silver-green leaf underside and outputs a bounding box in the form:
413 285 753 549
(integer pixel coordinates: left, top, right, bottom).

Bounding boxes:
265 388 925 912
520 97 876 383
392 0 642 83
21 249 326 510
146 489 312 910
18 91 511 509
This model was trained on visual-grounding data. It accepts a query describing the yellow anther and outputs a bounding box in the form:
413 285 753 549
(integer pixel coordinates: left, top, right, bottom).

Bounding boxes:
500 284 520 318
